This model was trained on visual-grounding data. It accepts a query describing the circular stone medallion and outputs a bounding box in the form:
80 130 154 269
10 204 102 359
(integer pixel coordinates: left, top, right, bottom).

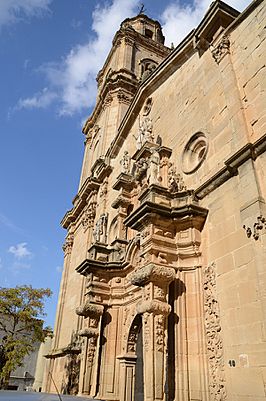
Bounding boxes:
181 132 208 174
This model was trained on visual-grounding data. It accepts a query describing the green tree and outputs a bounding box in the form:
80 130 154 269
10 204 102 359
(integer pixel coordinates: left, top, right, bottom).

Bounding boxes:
0 285 52 389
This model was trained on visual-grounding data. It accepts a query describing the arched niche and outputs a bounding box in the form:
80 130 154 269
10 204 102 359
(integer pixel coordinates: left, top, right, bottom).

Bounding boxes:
124 235 140 267
109 216 119 241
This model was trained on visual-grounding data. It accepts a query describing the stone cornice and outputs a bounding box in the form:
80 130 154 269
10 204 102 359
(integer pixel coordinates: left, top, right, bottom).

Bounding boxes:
83 69 139 135
124 198 208 232
112 27 170 59
76 258 128 276
61 177 100 229
221 0 264 36
194 0 239 44
195 134 266 200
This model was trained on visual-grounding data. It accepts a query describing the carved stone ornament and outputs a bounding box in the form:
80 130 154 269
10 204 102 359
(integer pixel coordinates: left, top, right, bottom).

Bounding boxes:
93 213 108 244
120 150 131 174
155 314 165 352
134 157 149 182
117 90 131 104
103 92 113 108
143 312 150 350
243 215 266 240
134 117 154 149
204 263 227 400
136 299 171 316
168 162 186 193
127 321 141 353
143 97 153 116
62 233 74 255
99 178 108 199
81 192 97 232
76 301 104 318
78 327 98 338
87 337 97 366
212 36 230 64
129 264 176 287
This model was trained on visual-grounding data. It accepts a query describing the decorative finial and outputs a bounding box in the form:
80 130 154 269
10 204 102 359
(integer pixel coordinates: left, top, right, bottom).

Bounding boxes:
138 3 146 14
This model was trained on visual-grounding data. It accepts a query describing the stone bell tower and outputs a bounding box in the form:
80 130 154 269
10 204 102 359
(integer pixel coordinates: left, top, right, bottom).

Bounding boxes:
79 13 170 188
44 12 170 398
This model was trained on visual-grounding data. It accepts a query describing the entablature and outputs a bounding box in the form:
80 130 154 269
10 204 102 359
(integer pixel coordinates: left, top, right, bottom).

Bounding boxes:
61 176 100 229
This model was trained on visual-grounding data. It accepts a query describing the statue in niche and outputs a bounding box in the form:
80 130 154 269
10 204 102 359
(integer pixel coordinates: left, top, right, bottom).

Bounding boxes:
147 149 160 185
141 63 157 82
93 213 108 243
134 117 154 149
168 162 186 193
120 150 131 174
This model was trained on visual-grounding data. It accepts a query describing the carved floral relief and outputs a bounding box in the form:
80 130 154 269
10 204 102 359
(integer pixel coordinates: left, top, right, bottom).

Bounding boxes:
204 263 227 400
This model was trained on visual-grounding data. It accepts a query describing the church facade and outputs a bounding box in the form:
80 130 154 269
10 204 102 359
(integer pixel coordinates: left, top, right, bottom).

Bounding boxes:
44 1 266 400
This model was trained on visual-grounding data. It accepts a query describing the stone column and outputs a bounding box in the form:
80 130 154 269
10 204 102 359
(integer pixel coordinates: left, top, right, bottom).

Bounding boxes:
129 263 175 401
76 301 104 396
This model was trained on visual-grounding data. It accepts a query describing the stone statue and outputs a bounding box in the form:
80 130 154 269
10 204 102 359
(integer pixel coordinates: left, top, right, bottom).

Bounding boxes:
147 150 160 185
120 150 131 174
141 63 157 82
93 214 108 243
134 117 154 149
168 163 186 193
134 158 149 182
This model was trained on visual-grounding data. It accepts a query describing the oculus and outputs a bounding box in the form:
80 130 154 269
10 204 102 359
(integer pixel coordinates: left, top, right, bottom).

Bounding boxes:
181 132 208 174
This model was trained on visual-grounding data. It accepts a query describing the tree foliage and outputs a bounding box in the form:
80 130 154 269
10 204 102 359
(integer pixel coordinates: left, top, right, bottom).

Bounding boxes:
0 285 52 389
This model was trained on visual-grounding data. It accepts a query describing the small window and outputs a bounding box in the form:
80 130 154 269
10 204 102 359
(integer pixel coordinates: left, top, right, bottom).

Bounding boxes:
145 28 153 39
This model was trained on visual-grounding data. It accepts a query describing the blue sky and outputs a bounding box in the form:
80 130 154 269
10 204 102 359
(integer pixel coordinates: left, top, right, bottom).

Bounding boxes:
0 0 249 328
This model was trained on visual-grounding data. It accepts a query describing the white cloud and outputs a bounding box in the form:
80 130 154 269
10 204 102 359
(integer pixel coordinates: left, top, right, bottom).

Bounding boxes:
8 242 32 259
16 0 139 116
161 0 251 46
0 0 52 30
16 87 58 110
15 0 251 116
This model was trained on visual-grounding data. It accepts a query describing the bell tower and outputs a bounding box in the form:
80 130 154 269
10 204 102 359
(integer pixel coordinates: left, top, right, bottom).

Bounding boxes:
44 13 170 396
80 13 170 187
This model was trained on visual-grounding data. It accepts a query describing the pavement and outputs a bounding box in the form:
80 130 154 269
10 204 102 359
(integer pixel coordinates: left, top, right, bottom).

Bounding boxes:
0 391 93 401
